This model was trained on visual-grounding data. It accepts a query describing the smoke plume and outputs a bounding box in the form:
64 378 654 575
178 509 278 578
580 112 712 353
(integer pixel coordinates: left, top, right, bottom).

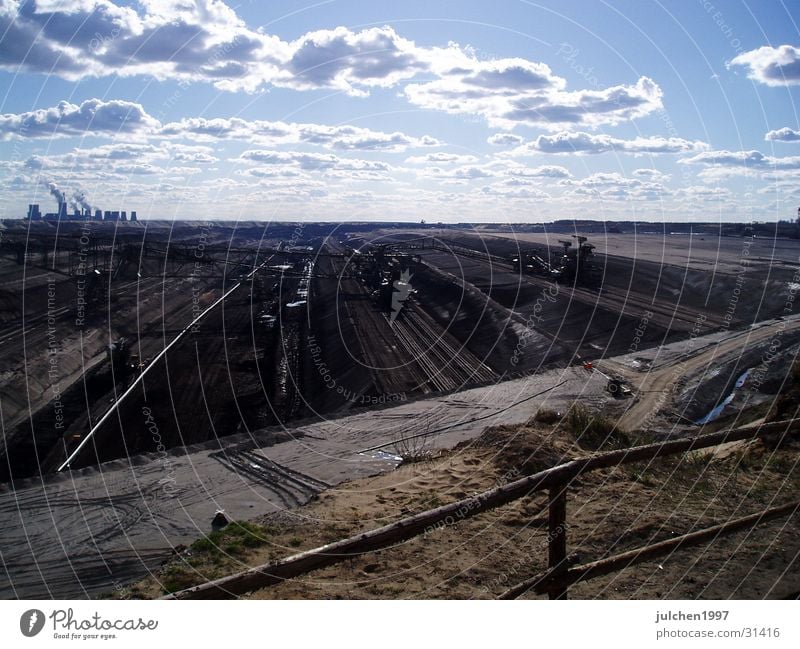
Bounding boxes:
70 189 91 212
48 181 66 207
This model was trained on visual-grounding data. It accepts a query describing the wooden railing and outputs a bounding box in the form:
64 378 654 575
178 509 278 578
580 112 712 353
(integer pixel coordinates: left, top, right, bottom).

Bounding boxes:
500 500 799 599
164 418 800 600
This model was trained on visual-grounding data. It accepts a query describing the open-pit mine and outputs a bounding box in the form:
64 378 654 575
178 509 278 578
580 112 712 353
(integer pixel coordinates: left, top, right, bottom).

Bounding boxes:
1 219 799 599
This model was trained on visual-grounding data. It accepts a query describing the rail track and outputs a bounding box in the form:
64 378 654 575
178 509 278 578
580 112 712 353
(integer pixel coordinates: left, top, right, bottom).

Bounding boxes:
324 244 497 397
390 304 497 393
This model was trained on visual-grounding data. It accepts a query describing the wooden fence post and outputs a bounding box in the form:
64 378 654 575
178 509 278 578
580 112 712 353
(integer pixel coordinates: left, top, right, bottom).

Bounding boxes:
547 484 568 600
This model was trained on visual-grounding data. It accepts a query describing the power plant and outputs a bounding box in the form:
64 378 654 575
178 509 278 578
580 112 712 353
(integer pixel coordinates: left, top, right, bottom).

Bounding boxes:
26 202 137 222
24 185 137 222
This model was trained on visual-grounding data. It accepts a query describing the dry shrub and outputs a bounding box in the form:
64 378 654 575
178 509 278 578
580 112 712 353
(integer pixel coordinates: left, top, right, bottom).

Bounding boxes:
566 403 629 451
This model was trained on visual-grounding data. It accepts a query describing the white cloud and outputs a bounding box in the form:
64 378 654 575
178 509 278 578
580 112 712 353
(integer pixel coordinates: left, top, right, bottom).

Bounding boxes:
0 0 666 136
505 164 572 179
757 181 800 198
479 184 550 199
487 133 524 146
760 168 800 181
405 58 563 122
418 164 497 180
765 127 800 142
510 131 707 155
276 26 425 94
0 98 441 152
171 150 218 164
239 150 338 170
563 172 645 188
0 2 427 94
695 167 762 182
15 141 220 184
40 142 215 164
559 172 665 202
239 166 302 179
676 186 732 202
633 168 670 181
560 173 670 201
238 149 391 174
729 45 800 87
405 152 478 164
682 149 800 170
113 163 160 175
2 0 295 92
503 77 663 128
0 98 158 139
160 117 440 151
414 159 572 184
406 53 663 129
81 143 162 160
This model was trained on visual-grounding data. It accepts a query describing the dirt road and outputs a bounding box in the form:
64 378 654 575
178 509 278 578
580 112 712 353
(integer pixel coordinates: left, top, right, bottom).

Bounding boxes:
597 315 800 431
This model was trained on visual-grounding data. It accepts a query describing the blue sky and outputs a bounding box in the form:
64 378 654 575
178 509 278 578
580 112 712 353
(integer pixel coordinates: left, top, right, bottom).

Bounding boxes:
0 0 798 222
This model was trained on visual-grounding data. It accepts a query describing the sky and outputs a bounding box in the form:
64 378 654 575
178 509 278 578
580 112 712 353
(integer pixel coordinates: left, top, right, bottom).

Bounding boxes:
0 0 798 222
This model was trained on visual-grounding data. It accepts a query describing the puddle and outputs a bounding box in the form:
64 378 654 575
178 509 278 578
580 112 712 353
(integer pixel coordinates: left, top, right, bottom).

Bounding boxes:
359 449 403 463
694 368 750 425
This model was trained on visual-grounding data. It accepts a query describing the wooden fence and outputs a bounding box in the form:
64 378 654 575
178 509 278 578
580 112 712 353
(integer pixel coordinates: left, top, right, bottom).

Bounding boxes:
164 418 800 600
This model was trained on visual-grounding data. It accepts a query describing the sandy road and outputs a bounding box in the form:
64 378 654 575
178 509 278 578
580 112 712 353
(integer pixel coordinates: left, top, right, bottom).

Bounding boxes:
596 316 800 431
